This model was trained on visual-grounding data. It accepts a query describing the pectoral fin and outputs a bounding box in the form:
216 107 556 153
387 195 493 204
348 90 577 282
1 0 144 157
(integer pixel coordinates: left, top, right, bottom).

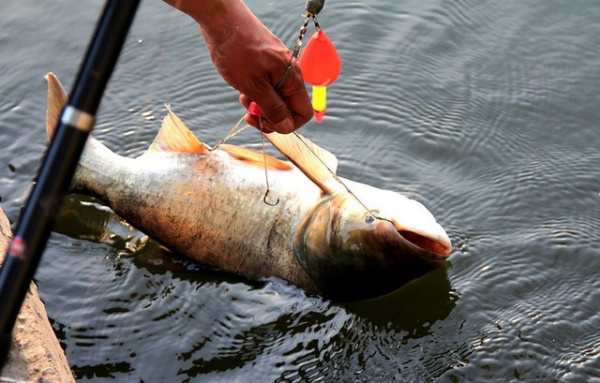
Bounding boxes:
266 132 344 195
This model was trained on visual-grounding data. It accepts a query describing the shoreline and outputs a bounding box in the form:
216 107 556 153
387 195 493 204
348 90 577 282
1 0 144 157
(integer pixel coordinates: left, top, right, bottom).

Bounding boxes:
0 206 74 382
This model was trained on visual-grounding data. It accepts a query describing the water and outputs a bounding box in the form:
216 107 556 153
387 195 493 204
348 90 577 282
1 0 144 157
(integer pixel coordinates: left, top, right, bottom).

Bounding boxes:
1 0 599 381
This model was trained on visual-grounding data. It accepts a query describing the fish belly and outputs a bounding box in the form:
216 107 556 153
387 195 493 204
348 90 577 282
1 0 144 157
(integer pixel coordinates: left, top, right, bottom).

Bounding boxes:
78 148 320 291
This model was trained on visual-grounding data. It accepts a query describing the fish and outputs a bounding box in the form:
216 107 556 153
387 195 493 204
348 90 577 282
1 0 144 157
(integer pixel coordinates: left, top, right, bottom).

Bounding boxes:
45 72 452 301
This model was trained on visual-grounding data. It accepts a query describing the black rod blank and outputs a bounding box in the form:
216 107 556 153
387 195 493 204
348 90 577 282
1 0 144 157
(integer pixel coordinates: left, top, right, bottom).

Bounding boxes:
0 0 140 371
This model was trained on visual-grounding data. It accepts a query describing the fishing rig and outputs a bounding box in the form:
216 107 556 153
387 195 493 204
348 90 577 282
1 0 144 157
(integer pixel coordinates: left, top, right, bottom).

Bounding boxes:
0 0 337 371
214 1 347 207
246 0 341 123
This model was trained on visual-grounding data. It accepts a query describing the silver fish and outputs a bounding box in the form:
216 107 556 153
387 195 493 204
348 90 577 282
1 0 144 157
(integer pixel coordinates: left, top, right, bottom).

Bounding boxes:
46 73 451 300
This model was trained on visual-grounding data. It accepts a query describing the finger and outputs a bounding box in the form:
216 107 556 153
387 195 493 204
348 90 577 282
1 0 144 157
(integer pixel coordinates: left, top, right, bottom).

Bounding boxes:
241 93 295 134
239 94 251 109
240 62 312 134
252 90 295 134
279 68 313 129
241 88 311 133
240 94 275 132
243 113 275 133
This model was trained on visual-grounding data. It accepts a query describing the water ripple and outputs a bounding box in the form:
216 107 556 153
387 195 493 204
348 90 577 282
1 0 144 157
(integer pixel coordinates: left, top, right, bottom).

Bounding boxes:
3 0 600 381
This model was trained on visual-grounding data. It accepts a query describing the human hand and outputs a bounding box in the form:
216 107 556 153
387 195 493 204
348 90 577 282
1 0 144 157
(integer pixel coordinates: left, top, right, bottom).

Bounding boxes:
164 0 313 134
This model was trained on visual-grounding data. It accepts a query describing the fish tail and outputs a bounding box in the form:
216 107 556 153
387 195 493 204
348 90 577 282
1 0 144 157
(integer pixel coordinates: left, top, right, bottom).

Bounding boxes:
45 72 115 197
45 72 68 141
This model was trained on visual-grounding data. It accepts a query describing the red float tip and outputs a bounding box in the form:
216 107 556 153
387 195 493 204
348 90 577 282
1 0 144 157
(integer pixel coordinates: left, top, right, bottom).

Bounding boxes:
314 110 325 123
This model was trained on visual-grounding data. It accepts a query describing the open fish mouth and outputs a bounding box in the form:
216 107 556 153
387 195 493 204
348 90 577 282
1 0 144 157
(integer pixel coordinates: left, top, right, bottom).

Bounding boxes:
384 214 452 265
398 229 452 263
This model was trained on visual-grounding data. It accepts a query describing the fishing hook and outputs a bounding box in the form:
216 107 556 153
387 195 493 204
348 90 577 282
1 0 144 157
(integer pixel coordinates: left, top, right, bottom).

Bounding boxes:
260 119 279 206
263 190 280 206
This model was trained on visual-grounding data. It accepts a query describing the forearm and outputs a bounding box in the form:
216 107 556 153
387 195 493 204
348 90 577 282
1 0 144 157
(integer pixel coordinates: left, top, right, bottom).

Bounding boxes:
162 0 254 37
163 0 271 64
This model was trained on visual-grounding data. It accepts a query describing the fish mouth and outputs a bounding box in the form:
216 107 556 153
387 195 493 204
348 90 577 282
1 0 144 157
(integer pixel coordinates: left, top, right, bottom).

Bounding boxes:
398 229 452 262
388 217 452 265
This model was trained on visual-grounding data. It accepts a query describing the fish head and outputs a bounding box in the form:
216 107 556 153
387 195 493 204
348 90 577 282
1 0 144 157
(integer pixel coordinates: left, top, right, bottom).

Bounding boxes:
294 190 452 301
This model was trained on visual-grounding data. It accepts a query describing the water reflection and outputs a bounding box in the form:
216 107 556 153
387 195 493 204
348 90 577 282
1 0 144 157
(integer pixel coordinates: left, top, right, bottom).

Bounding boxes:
54 195 149 255
52 194 461 381
344 266 458 335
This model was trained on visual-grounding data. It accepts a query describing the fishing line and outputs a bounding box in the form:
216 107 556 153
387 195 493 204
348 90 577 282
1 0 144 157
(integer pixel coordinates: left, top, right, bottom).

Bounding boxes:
291 132 376 219
210 115 249 150
207 112 279 205
259 120 279 206
211 10 319 204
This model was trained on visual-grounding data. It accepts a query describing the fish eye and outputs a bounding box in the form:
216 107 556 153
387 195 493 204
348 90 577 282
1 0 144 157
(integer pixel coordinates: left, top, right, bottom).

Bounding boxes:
365 215 375 224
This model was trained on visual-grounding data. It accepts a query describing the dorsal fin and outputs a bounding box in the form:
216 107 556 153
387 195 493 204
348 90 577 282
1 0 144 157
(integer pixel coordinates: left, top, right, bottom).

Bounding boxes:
221 144 294 171
145 105 208 154
266 132 344 194
46 72 68 141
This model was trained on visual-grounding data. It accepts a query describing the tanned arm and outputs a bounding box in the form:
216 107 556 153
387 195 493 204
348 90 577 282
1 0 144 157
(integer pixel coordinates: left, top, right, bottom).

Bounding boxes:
163 0 312 133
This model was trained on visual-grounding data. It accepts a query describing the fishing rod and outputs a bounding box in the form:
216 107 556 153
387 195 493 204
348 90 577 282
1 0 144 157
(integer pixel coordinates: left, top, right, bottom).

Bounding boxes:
0 0 141 370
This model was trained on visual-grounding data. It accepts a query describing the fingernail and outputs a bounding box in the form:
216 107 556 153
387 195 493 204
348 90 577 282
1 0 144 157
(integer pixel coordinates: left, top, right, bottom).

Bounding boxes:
275 118 294 134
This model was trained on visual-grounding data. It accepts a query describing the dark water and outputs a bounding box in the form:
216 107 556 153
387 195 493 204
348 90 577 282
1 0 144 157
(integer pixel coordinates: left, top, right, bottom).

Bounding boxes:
2 0 600 381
